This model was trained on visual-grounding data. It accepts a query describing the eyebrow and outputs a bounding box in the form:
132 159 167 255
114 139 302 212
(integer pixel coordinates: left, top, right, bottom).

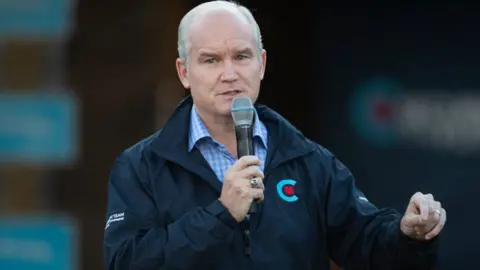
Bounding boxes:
196 47 255 60
197 51 219 59
237 48 254 56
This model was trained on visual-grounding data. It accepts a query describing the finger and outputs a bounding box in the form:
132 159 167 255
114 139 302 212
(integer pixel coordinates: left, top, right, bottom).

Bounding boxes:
251 188 265 202
239 166 264 180
233 156 261 171
249 177 265 191
425 193 434 201
414 225 422 235
408 192 423 214
412 191 424 201
429 201 441 222
412 198 430 221
425 208 447 240
404 213 424 226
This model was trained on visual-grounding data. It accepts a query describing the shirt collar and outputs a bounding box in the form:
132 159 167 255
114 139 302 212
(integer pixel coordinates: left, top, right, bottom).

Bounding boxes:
188 105 268 151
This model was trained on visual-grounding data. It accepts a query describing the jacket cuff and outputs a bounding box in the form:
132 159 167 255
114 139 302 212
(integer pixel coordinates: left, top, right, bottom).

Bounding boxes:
393 221 439 266
397 227 439 252
204 200 239 229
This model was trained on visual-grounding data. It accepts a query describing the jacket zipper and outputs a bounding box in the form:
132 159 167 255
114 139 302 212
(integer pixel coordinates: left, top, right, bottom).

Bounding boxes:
242 218 251 256
242 149 315 259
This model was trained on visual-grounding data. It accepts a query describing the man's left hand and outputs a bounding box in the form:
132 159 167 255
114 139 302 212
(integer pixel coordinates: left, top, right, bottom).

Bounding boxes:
400 192 446 241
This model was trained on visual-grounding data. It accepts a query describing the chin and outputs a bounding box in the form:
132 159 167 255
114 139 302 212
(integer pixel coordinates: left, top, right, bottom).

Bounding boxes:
219 107 233 117
215 103 233 117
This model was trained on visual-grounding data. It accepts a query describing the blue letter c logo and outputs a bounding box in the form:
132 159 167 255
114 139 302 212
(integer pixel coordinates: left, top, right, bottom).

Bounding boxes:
276 179 298 202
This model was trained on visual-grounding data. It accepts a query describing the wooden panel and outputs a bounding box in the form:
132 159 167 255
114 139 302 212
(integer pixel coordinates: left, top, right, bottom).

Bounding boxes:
0 40 49 213
3 41 47 90
56 0 189 269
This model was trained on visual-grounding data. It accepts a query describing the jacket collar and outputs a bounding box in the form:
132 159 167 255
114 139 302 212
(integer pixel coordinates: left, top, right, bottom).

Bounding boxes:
149 95 315 191
188 104 268 152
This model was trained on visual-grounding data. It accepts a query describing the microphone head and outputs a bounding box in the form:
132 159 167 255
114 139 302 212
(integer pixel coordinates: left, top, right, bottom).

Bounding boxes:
231 96 255 127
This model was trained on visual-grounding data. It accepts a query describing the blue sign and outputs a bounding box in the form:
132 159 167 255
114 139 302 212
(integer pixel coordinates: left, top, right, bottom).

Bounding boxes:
0 217 77 270
0 0 72 37
0 92 78 165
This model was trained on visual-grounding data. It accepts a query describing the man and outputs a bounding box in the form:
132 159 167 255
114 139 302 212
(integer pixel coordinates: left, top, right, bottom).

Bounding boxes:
103 1 446 269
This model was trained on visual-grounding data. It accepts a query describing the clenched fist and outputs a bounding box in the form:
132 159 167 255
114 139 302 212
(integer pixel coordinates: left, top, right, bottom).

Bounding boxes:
400 192 447 240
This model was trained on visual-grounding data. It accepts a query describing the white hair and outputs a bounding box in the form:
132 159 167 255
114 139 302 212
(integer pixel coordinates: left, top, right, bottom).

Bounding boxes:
177 1 263 65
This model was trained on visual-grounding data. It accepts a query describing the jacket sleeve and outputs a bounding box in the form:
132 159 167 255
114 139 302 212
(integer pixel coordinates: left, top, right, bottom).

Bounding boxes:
322 152 439 269
103 153 238 270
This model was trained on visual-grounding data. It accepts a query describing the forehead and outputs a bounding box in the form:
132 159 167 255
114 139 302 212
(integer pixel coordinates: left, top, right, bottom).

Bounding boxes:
188 11 256 53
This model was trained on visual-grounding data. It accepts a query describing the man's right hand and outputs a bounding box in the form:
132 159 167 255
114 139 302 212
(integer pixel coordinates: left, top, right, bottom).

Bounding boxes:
219 156 265 222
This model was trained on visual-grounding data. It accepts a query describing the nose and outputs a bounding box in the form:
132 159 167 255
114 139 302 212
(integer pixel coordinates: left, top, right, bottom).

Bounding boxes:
220 60 238 82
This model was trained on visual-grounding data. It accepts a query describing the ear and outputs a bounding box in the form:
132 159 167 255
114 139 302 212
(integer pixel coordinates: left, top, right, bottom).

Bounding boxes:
259 49 267 80
176 58 190 89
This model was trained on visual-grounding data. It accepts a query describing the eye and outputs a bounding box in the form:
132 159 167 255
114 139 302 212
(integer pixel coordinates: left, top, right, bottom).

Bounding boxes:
205 58 216 64
236 55 248 60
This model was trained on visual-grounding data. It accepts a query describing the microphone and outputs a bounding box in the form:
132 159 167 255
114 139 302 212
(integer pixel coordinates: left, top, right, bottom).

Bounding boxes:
231 96 259 214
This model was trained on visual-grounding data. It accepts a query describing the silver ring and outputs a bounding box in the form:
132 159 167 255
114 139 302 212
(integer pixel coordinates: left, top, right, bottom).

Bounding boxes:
250 178 260 186
435 209 441 215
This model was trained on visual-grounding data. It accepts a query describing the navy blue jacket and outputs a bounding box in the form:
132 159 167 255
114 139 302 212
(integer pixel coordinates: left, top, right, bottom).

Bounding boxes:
103 96 438 270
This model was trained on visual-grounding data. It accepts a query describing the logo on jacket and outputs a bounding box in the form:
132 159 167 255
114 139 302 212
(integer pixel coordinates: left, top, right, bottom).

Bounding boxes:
276 179 298 202
105 212 125 230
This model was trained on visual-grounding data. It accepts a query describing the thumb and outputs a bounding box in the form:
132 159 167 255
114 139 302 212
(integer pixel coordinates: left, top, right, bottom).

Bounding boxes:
402 212 423 226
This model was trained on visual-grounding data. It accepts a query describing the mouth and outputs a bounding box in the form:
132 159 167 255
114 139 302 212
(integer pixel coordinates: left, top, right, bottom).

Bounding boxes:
221 90 243 96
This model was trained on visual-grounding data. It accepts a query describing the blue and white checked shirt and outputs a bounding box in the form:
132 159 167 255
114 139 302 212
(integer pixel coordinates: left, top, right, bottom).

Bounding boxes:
188 105 268 182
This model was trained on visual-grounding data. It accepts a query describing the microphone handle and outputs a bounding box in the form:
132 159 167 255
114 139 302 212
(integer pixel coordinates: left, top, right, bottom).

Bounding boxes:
235 125 259 214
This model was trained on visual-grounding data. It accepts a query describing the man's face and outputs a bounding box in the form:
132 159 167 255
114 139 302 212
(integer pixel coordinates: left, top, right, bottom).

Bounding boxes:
176 11 266 117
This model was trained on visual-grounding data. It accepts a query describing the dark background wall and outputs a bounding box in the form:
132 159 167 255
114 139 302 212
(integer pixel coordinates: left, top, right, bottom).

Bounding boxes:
316 4 480 269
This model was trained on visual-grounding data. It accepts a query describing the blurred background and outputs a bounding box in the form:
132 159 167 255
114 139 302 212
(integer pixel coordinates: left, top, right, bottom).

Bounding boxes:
0 1 478 269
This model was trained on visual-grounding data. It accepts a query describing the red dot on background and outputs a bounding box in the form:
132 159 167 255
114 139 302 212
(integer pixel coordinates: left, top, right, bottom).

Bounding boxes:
283 185 295 196
373 100 392 122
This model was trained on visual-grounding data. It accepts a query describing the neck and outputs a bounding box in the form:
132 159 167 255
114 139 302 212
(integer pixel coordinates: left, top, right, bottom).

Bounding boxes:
196 107 237 153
